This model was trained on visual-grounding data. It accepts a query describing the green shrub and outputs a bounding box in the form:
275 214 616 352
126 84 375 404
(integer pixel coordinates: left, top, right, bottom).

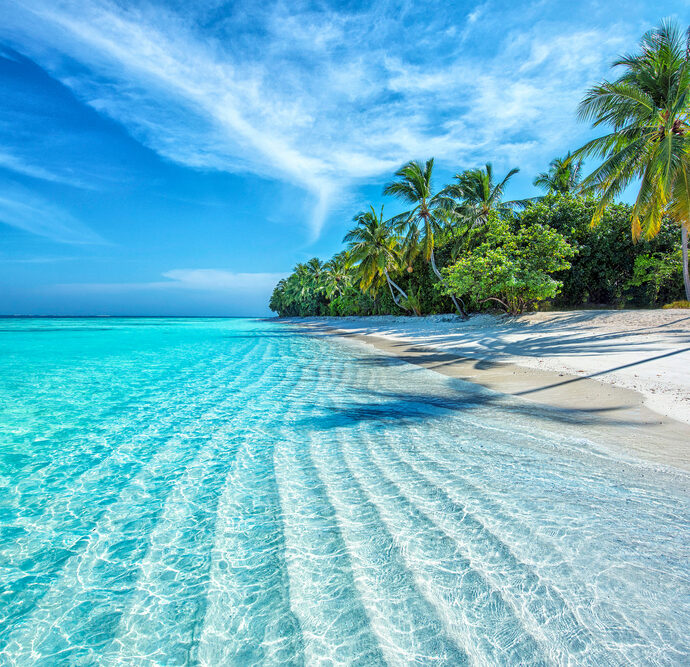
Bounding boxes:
626 252 684 306
518 194 682 307
440 218 575 315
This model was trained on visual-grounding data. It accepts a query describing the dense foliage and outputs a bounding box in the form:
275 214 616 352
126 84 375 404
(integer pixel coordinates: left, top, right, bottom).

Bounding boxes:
440 219 575 315
573 19 690 298
269 193 685 317
269 21 690 317
521 195 684 307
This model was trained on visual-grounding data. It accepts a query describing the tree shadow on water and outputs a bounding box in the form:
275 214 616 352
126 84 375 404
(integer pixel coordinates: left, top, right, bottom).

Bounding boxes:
298 386 642 432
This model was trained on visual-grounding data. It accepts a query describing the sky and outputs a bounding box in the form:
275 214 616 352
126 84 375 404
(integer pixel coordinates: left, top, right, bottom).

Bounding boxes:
0 0 686 316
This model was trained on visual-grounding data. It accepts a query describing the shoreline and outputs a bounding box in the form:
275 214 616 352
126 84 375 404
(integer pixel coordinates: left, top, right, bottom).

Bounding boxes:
283 313 690 473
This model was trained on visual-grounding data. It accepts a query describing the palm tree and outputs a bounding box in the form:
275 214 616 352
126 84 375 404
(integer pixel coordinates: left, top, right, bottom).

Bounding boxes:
574 20 690 300
285 263 310 305
322 252 352 299
344 205 416 314
269 278 289 315
304 257 325 291
447 163 524 230
383 158 468 317
534 152 583 194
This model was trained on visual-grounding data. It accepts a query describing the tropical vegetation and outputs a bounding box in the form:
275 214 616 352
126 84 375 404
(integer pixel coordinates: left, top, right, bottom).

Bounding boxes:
270 20 690 317
573 19 690 300
440 218 576 315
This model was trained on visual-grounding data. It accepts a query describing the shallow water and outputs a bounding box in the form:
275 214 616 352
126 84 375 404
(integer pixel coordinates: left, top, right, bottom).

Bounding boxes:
0 317 688 665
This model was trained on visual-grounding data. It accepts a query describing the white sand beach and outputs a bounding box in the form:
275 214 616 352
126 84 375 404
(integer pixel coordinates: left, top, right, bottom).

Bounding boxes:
294 309 690 426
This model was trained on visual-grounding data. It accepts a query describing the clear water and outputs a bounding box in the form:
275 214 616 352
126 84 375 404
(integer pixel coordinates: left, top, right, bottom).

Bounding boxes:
0 318 688 666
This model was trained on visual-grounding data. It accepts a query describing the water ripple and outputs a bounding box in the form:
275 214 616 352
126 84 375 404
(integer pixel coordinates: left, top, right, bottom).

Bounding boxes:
0 318 688 666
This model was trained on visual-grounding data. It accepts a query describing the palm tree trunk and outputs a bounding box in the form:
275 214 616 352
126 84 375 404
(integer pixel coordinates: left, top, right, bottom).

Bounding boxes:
430 249 469 318
384 269 412 313
680 224 690 301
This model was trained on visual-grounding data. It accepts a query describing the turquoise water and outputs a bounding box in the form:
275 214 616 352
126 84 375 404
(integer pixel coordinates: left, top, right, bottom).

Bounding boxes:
0 318 688 666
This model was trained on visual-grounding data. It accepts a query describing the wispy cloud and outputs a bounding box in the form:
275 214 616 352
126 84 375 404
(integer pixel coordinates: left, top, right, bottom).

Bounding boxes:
0 181 105 244
0 150 95 188
0 255 80 263
1 0 641 237
52 269 288 293
160 269 289 291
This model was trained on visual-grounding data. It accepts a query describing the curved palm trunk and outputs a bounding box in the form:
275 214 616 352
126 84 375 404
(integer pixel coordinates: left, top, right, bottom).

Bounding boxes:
430 249 469 319
682 226 690 301
384 268 412 314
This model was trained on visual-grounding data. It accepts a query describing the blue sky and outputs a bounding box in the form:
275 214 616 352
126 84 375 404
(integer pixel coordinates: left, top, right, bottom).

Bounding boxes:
0 0 685 315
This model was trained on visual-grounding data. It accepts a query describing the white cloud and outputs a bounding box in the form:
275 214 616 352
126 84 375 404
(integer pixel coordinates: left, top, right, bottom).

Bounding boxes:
0 256 80 263
1 0 639 236
0 182 105 244
160 269 288 291
52 269 288 293
0 151 90 187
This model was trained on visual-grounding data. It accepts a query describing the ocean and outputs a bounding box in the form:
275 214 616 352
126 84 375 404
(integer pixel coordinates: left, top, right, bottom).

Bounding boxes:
0 317 688 665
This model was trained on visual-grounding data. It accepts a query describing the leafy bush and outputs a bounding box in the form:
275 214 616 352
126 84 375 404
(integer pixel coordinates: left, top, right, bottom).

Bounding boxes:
518 195 683 306
440 219 575 315
663 300 690 309
626 251 684 306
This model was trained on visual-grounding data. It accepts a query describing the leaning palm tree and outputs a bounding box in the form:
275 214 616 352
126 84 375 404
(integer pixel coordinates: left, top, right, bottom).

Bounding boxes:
534 152 583 194
383 158 468 317
573 19 690 299
344 205 416 314
447 163 524 230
